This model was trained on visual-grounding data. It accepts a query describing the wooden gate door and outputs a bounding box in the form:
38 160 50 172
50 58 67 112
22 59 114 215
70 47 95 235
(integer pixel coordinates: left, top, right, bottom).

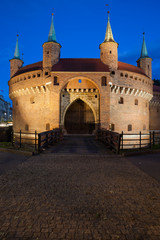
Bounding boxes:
65 99 95 134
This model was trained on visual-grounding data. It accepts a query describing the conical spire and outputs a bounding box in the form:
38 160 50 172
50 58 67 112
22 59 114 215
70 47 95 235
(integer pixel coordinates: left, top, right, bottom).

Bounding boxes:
14 35 20 59
104 11 115 42
48 13 57 42
140 32 149 58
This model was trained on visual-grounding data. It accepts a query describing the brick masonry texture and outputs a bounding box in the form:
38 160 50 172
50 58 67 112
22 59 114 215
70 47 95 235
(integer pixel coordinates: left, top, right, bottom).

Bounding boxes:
0 153 160 240
8 19 159 136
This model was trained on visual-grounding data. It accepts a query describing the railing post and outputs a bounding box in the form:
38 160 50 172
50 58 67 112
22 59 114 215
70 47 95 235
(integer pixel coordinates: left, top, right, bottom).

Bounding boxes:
35 130 37 151
153 131 155 146
51 131 54 144
38 134 41 152
121 131 123 150
11 129 14 146
20 130 22 148
140 131 141 149
46 133 48 146
117 134 122 154
149 131 152 149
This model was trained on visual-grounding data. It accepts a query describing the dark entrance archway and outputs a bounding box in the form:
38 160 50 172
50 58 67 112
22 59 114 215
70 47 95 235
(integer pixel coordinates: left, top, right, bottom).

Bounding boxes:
64 99 95 134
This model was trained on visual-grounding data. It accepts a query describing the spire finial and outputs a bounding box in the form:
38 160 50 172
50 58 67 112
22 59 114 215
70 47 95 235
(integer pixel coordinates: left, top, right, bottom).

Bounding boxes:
140 32 149 58
48 11 57 42
104 8 115 43
14 34 20 59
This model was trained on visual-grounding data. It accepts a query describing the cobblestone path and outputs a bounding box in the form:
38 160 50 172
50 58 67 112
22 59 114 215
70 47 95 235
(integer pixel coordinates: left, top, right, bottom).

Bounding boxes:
0 143 160 239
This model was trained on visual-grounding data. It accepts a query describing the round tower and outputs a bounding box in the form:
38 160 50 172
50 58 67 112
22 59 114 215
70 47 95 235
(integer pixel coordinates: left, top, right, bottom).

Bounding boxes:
137 33 152 79
9 35 23 78
99 11 118 71
42 13 61 73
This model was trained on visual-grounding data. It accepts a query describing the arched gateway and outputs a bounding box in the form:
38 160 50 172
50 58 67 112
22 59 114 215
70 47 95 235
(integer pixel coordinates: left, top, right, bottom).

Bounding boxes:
65 99 95 134
60 77 100 134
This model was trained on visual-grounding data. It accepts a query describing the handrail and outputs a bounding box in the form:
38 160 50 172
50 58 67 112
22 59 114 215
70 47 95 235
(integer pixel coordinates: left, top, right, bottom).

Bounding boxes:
96 128 122 154
96 129 160 153
38 128 63 152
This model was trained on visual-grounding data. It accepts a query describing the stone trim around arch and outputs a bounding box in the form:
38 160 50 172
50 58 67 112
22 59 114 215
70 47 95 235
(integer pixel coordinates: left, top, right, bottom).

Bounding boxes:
60 76 101 94
61 96 98 128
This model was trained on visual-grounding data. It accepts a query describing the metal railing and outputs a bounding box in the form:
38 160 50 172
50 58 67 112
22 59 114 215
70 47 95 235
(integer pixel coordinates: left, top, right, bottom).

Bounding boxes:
13 128 63 153
121 131 160 150
96 129 160 154
14 130 38 151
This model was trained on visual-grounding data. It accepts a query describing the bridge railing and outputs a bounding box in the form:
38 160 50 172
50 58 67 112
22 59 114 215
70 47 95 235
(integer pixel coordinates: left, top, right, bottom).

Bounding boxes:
96 128 122 154
96 129 160 154
38 128 63 153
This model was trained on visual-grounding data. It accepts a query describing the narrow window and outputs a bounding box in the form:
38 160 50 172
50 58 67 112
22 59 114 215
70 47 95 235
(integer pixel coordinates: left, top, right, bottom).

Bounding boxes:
135 99 138 105
33 75 36 78
125 74 128 78
54 76 59 85
109 124 115 131
120 73 123 77
95 95 97 98
101 76 107 86
25 124 29 131
111 71 115 75
46 123 50 131
110 51 112 54
24 77 26 80
30 97 35 104
119 97 124 104
128 124 132 131
37 73 40 77
28 76 31 79
45 72 48 76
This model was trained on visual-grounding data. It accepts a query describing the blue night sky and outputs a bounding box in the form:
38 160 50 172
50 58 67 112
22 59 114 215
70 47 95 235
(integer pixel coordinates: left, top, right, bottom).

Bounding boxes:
0 0 160 104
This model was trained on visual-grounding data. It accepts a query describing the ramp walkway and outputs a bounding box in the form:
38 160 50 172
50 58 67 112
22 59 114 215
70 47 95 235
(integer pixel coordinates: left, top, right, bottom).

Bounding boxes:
44 134 114 156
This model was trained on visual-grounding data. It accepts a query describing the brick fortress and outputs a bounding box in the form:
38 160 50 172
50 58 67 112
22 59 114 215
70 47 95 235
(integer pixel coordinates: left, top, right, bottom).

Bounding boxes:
9 12 160 135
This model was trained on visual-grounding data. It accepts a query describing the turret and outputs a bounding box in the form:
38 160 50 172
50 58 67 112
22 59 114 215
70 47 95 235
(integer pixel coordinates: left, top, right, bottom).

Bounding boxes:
137 33 152 79
99 11 118 70
42 13 61 73
9 35 23 78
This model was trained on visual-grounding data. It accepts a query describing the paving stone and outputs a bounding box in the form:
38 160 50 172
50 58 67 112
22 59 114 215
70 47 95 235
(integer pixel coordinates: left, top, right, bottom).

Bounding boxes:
0 139 160 239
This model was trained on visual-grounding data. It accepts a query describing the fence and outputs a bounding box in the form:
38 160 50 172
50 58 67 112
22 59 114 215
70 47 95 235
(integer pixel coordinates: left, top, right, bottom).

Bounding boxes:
13 128 63 152
121 131 160 150
96 128 122 154
38 128 63 152
96 129 160 154
14 130 38 151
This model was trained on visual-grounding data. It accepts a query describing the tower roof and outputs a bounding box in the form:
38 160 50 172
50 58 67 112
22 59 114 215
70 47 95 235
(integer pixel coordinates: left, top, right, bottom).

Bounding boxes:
14 35 20 59
48 13 57 42
104 11 115 43
140 32 149 58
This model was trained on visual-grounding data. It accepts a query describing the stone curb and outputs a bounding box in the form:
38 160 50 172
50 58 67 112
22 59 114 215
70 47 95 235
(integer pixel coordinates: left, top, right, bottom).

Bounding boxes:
0 147 33 156
122 149 160 157
39 153 123 158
